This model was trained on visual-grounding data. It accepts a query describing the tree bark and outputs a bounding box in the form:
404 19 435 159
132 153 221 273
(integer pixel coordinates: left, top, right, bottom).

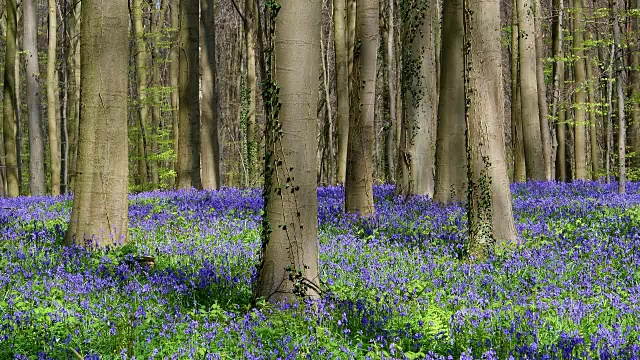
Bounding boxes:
512 0 526 182
24 0 46 195
463 0 517 259
333 0 349 185
586 54 599 179
200 0 221 190
552 0 566 181
345 0 377 216
244 0 258 187
434 0 466 203
629 0 640 169
254 0 321 304
3 0 19 197
606 42 614 183
403 0 437 196
67 0 81 192
133 0 150 190
612 0 626 193
65 0 129 247
385 0 396 182
517 0 546 180
47 0 61 196
170 0 179 187
177 0 201 189
573 0 587 179
533 0 552 180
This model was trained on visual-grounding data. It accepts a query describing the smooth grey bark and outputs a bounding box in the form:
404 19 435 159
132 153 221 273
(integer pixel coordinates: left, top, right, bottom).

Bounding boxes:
24 0 46 195
434 0 466 204
334 0 349 185
47 0 60 196
200 0 221 190
612 0 625 193
65 0 129 247
463 0 517 259
3 0 19 197
573 0 587 179
254 0 321 304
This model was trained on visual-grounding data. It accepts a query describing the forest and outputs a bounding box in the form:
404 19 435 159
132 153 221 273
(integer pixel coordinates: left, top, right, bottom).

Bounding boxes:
1 0 640 358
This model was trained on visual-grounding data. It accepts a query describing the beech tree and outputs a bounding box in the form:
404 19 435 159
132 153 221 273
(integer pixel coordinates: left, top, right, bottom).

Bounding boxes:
345 0 377 216
47 0 61 196
573 0 587 180
177 0 201 189
3 0 19 198
201 0 221 190
463 0 517 258
254 0 321 303
333 0 349 185
24 0 46 195
65 0 129 247
434 0 466 204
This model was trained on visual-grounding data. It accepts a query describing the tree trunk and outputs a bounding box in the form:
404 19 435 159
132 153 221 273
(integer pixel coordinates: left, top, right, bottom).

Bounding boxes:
434 0 466 204
606 42 614 183
517 0 545 181
177 0 201 189
385 0 396 183
533 0 552 180
463 0 517 259
133 0 150 190
586 54 599 180
552 0 565 181
612 0 626 193
24 0 46 196
200 0 221 190
170 0 179 187
149 0 166 187
65 0 129 247
67 0 81 192
334 0 349 185
403 0 437 196
47 0 60 196
243 0 258 186
345 0 377 216
512 0 526 182
254 0 321 304
3 0 19 197
573 0 587 179
629 0 640 169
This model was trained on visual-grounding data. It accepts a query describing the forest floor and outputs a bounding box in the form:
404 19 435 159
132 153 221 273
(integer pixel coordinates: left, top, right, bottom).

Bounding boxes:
1 182 640 359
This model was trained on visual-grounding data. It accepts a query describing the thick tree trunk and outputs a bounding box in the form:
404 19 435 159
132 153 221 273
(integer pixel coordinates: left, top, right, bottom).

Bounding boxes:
463 0 517 258
345 0 377 216
24 0 46 196
200 0 221 190
404 0 437 196
65 0 129 247
552 0 565 181
334 0 349 185
517 0 545 180
434 0 466 204
612 0 626 193
573 0 587 179
512 0 526 182
177 0 201 189
606 42 614 183
3 0 19 197
47 0 60 196
254 0 321 304
533 0 552 180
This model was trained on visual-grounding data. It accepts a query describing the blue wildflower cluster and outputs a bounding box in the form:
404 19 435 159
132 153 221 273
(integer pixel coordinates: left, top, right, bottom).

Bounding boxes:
2 181 640 359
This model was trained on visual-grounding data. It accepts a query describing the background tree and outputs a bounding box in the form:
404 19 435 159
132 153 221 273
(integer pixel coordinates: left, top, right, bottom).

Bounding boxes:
345 0 377 216
434 0 466 204
24 0 45 195
333 0 349 185
254 0 322 303
573 0 587 180
133 0 150 190
47 0 60 196
3 0 19 197
176 0 201 189
65 0 129 247
201 0 221 190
